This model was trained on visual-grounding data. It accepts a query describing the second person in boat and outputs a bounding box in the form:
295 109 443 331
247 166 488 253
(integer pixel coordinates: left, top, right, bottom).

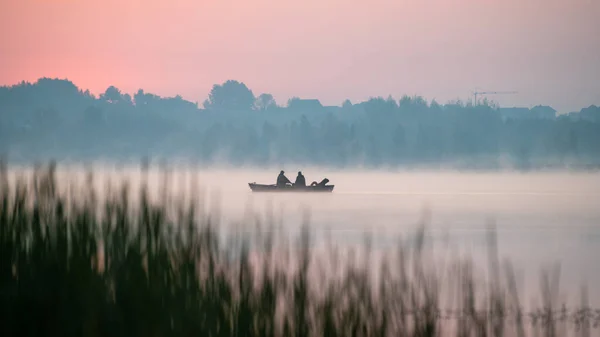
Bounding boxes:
294 171 306 187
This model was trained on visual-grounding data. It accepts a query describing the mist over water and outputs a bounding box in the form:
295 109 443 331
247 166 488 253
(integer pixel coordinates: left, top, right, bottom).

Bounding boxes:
3 0 600 333
18 164 600 307
181 169 600 307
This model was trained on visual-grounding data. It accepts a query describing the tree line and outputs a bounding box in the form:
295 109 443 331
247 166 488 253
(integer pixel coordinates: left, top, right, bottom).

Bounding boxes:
1 78 599 169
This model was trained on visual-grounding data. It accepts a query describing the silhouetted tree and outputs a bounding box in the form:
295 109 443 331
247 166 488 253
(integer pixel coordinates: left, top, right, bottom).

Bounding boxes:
254 93 277 111
101 86 124 104
363 97 388 114
386 95 399 110
287 97 300 108
203 80 255 111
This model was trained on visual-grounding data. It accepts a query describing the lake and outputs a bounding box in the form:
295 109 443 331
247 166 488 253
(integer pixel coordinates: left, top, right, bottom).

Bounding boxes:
11 165 600 307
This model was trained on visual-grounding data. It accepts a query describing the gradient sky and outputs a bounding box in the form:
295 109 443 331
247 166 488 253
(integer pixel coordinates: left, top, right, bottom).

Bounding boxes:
1 0 599 112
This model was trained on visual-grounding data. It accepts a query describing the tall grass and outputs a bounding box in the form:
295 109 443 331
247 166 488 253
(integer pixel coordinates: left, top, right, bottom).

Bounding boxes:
1 161 599 337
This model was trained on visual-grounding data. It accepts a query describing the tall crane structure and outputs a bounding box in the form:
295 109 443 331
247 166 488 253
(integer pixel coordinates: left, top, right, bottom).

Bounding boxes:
473 91 517 105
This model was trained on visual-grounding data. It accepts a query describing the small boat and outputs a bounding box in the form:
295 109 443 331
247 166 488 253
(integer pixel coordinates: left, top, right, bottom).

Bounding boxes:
248 182 334 193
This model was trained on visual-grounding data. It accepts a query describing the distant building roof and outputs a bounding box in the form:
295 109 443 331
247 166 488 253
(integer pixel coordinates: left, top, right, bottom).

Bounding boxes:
499 107 529 112
323 106 341 113
579 105 600 122
288 98 323 110
531 105 556 113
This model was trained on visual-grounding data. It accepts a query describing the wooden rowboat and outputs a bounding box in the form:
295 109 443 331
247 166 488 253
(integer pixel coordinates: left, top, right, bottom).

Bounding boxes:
248 183 334 192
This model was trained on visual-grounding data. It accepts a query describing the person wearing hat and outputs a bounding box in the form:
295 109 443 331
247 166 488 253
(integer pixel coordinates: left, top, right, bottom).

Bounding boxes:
276 170 291 187
294 171 306 187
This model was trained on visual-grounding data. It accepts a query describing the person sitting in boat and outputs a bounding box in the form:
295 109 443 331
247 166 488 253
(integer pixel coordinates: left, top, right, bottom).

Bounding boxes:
294 171 306 187
276 170 291 187
310 178 329 187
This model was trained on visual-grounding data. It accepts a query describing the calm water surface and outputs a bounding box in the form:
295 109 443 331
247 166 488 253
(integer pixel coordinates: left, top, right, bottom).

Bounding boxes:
191 169 600 306
20 166 600 305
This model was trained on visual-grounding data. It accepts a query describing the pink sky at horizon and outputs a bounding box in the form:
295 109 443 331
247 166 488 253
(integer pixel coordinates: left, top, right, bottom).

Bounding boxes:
1 0 599 113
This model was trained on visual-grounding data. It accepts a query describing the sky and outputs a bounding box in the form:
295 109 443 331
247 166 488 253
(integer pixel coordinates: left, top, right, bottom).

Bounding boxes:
1 0 599 113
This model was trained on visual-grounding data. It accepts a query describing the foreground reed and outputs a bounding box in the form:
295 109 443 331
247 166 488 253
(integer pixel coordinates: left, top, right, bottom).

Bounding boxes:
0 161 598 337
